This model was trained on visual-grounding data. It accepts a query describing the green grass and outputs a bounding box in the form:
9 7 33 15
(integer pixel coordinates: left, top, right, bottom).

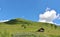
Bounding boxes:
0 18 60 37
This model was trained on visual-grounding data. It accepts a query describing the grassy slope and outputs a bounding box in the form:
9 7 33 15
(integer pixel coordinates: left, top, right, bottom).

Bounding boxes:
0 18 60 37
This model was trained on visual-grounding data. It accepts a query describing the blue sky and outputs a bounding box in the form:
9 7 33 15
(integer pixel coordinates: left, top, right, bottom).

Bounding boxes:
0 0 60 25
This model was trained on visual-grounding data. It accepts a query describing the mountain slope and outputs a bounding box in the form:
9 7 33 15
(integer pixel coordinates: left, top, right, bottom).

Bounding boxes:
0 18 60 37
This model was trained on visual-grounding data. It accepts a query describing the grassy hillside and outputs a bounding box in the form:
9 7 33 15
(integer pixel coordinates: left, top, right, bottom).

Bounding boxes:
0 18 60 37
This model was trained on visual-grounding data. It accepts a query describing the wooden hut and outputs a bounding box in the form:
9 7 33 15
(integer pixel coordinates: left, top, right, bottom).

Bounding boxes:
37 28 44 32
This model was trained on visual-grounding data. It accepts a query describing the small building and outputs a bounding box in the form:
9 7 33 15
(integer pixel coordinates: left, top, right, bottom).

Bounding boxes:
37 28 44 32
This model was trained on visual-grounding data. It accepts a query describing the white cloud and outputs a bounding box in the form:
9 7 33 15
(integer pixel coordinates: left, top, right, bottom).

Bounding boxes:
38 8 60 24
58 14 60 19
54 23 60 26
0 20 9 22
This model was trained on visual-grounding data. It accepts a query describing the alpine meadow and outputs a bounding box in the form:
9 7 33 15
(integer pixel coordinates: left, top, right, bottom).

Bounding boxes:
0 18 60 37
